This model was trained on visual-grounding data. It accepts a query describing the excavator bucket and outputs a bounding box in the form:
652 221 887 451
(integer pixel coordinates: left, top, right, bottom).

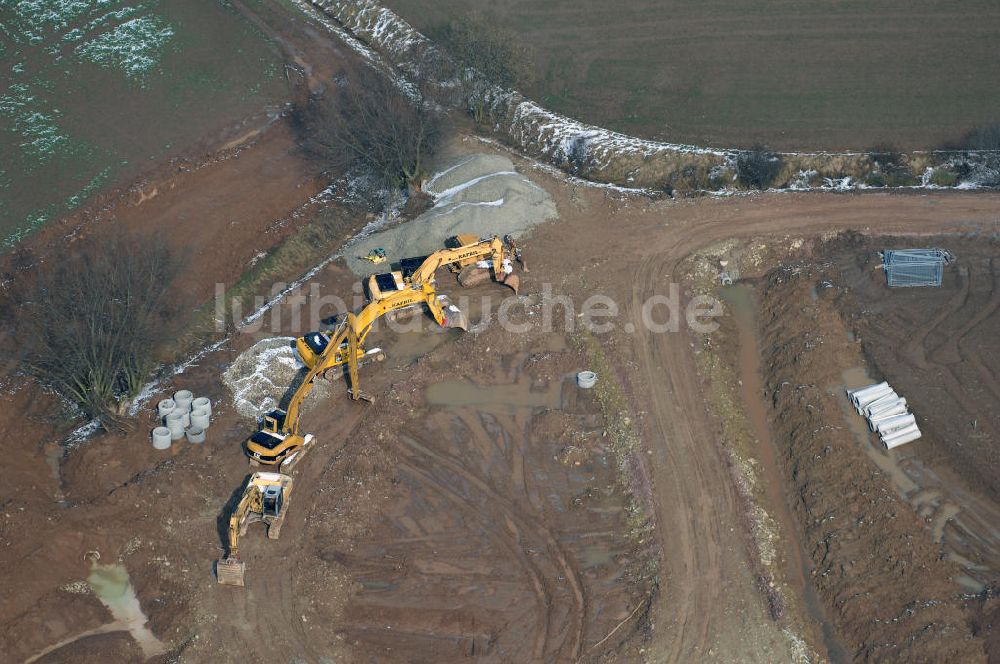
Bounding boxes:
503 273 520 295
216 558 246 587
457 265 492 288
443 305 469 331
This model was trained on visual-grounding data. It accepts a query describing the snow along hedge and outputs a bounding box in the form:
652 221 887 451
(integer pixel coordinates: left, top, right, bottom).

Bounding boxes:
310 0 1000 193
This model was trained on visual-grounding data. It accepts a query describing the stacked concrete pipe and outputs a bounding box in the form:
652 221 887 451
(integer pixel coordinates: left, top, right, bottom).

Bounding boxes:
151 391 213 449
846 381 921 449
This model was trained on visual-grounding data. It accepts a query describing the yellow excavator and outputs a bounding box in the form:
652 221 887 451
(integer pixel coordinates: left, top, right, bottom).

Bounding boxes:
217 471 293 587
245 311 364 468
246 284 466 466
248 235 523 466
295 280 467 370
366 234 522 302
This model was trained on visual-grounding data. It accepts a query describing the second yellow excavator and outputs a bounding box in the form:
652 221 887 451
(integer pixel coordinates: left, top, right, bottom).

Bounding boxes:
216 471 293 587
366 234 522 302
294 280 467 370
246 284 466 466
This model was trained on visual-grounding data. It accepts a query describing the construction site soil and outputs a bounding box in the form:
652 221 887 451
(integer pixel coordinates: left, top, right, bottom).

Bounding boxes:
5 7 1000 661
8 136 1000 661
753 236 1000 662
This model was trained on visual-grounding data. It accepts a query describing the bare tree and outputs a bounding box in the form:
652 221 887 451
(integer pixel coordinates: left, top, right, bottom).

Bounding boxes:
430 13 534 123
295 65 442 194
735 146 783 190
5 235 181 427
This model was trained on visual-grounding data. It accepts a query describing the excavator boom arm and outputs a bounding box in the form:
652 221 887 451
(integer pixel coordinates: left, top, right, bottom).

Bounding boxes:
409 237 507 286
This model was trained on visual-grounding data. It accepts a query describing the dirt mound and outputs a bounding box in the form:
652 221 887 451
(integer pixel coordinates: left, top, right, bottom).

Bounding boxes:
344 153 556 276
222 336 330 419
758 261 987 662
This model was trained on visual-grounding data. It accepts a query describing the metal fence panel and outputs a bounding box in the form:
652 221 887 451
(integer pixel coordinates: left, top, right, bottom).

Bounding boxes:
883 248 949 287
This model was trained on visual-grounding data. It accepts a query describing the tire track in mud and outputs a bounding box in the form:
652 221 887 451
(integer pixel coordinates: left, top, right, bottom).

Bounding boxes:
938 259 1000 403
627 253 736 662
901 264 1000 443
395 439 552 659
396 429 587 661
605 198 1000 662
904 265 970 369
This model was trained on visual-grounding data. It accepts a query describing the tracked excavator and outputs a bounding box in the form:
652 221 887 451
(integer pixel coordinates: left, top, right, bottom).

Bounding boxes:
216 471 293 587
366 234 523 302
245 311 364 468
295 280 467 370
247 284 466 466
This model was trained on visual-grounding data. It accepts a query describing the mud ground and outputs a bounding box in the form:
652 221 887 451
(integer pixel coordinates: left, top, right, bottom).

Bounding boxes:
753 253 992 662
750 235 1000 662
8 127 1000 663
6 6 1000 659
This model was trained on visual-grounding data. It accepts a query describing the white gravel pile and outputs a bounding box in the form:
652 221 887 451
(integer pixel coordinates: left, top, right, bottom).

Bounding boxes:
222 337 329 420
344 153 556 276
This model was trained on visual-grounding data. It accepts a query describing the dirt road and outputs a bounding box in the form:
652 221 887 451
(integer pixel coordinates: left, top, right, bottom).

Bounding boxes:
514 179 1000 661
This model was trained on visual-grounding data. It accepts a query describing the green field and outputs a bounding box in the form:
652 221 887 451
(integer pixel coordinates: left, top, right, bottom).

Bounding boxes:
0 0 286 247
384 0 1000 152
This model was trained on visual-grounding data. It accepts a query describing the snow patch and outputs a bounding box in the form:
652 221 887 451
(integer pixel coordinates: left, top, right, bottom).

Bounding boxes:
222 337 303 420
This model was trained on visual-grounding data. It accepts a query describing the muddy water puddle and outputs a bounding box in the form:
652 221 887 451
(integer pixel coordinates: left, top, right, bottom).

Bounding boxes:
427 377 563 410
721 285 849 663
836 366 1000 592
87 563 165 658
25 562 164 663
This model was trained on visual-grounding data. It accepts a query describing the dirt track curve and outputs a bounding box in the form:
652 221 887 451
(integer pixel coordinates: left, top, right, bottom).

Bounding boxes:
214 165 1000 662
14 128 1000 663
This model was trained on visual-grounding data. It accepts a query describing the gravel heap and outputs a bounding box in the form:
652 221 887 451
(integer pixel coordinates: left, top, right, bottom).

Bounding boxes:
344 153 556 276
222 337 329 420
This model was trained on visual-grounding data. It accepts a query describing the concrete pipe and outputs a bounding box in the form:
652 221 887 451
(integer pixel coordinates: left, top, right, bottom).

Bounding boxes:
868 404 909 430
191 410 210 430
191 396 212 416
876 414 917 436
882 424 921 449
157 398 176 418
174 389 194 409
851 383 892 405
152 427 172 450
854 386 894 413
854 385 893 406
166 409 190 430
577 371 598 389
868 396 905 416
186 426 206 444
847 381 889 399
165 419 185 440
864 395 902 418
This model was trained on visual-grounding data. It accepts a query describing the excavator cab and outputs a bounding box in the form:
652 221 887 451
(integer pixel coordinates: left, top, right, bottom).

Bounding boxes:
261 484 283 518
295 332 332 369
366 255 428 302
246 409 305 466
367 271 406 302
262 408 288 433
